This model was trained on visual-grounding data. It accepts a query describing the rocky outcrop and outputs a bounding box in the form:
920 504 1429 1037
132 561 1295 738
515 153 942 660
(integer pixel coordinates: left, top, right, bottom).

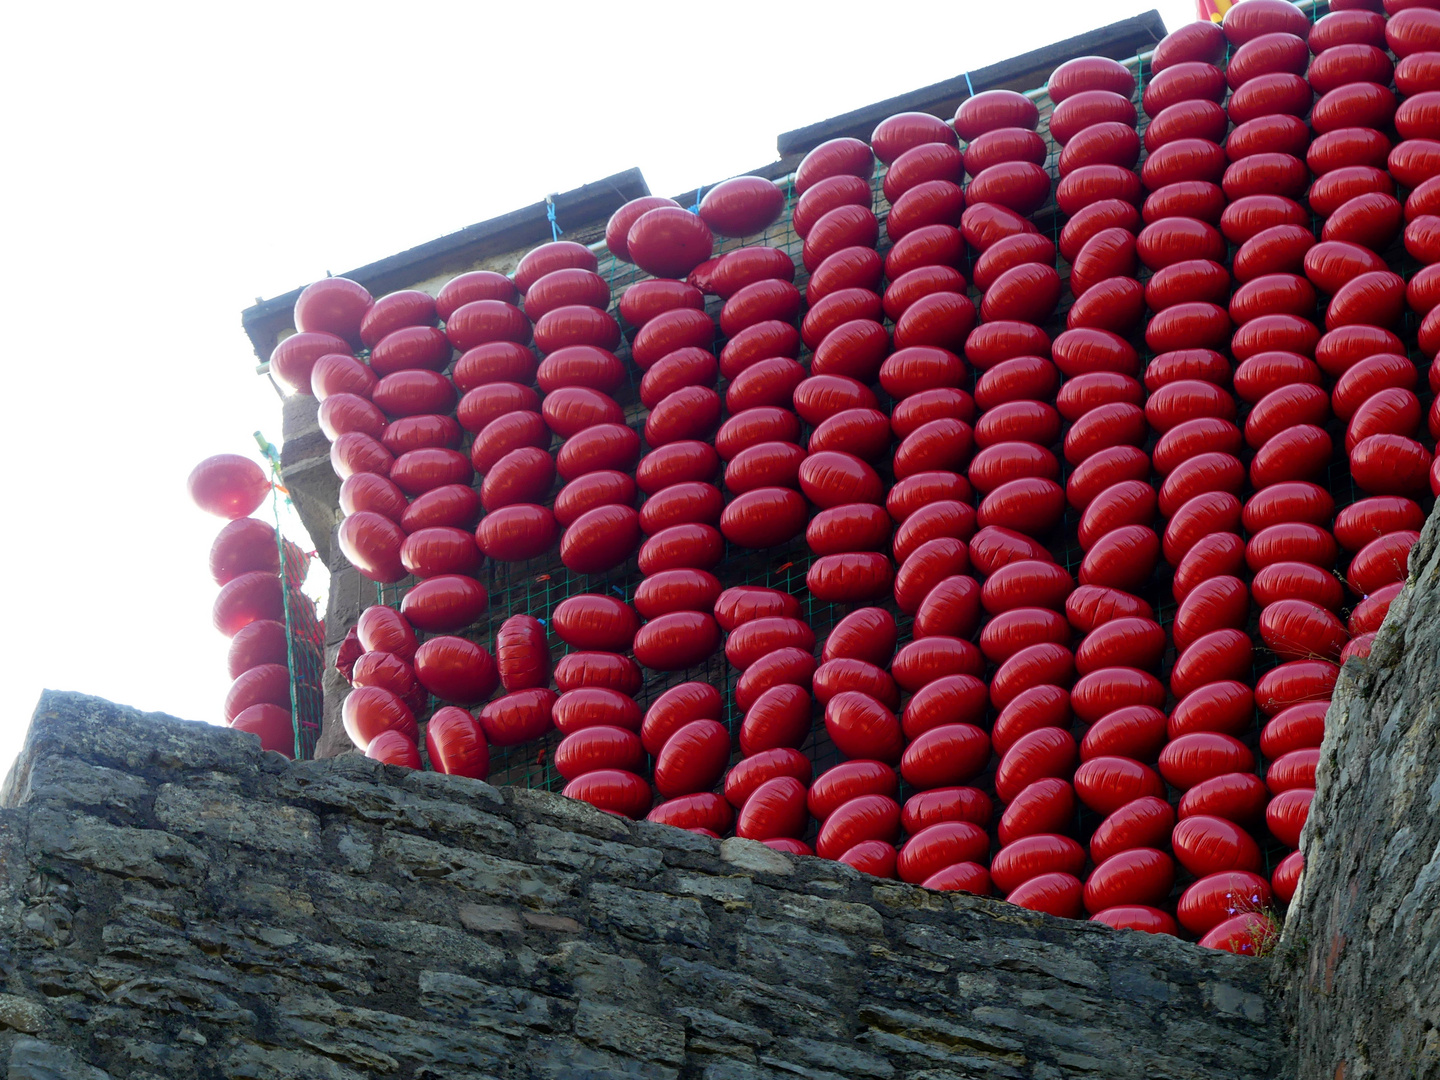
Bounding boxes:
1275 508 1440 1079
0 691 1282 1079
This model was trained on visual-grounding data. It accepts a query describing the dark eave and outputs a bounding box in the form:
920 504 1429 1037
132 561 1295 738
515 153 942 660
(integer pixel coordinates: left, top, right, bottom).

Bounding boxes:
240 168 651 361
775 10 1169 158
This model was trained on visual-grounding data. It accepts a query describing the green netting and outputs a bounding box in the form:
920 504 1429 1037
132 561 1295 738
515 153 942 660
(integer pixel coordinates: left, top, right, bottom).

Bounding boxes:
269 476 324 760
358 0 1432 875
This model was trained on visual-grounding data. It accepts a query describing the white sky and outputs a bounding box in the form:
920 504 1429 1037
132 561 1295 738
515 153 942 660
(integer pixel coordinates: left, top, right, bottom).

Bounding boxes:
0 0 1191 779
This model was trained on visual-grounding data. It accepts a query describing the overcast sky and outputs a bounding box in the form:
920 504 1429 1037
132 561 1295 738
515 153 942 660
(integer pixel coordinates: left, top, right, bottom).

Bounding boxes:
0 0 1192 778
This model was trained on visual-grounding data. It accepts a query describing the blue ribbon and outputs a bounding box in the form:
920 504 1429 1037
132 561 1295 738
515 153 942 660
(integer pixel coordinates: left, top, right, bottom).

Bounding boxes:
963 71 974 97
545 196 563 241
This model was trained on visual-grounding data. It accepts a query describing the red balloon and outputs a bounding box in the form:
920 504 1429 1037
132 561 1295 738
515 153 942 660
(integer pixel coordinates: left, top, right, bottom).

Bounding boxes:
995 727 1077 803
808 502 892 555
900 723 991 789
1177 870 1274 935
824 691 903 763
553 688 642 736
815 794 902 860
647 793 733 835
653 719 730 798
469 412 548 476
1267 787 1315 847
560 504 640 574
814 658 901 713
1007 872 1083 917
1178 772 1269 825
633 612 721 672
991 835 1086 895
562 770 652 820
626 207 714 279
413 636 497 706
724 748 811 808
997 778 1074 845
634 440 717 494
714 587 800 632
342 685 417 750
1083 848 1175 914
735 776 809 840
698 176 784 237
726 617 815 669
897 821 990 885
1173 815 1262 877
1073 755 1165 813
188 455 270 520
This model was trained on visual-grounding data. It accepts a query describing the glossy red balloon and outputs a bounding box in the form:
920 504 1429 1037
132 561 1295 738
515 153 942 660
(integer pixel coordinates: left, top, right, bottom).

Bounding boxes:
1089 796 1174 864
994 727 1077 803
1083 848 1175 915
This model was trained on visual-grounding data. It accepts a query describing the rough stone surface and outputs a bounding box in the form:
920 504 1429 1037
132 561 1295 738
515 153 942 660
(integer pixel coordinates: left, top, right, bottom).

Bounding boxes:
1 691 1282 1079
1275 507 1440 1079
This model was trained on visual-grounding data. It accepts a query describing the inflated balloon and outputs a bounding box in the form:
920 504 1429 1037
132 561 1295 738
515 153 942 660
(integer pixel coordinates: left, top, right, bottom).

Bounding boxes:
735 776 811 840
1347 530 1421 595
561 769 652 819
1309 166 1395 221
1351 581 1403 635
1266 786 1316 848
1156 453 1245 519
996 778 1074 845
188 455 271 520
1071 668 1167 724
643 386 722 448
1153 17 1226 67
981 607 1071 665
738 682 814 755
647 792 733 834
991 683 1072 756
650 718 730 798
1143 61 1226 117
981 559 1074 615
637 482 723 536
966 162 1049 216
637 349 714 411
991 834 1086 896
700 246 796 301
898 723 990 790
1081 704 1168 765
550 688 642 743
1350 434 1432 496
1177 870 1274 937
954 88 1040 141
1007 872 1084 917
722 748 810 809
1152 417 1243 475
960 202 1040 253
1347 387 1423 451
1067 446 1151 510
697 176 784 238
794 137 874 196
896 821 990 885
990 642 1077 711
1075 618 1164 676
1066 586 1153 633
1083 848 1175 914
342 685 417 750
223 663 290 724
623 207 715 279
371 371 455 423
1334 496 1425 552
994 727 1077 803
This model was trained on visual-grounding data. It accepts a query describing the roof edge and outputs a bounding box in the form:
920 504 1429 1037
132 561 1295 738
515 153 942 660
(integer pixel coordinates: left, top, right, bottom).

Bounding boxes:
240 168 651 361
775 10 1168 157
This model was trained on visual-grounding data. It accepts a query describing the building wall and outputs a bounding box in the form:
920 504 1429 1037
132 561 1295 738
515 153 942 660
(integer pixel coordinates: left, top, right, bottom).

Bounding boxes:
0 691 1284 1079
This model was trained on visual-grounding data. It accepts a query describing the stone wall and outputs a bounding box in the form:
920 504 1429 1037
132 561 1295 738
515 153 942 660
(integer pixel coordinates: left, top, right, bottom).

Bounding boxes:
1273 507 1440 1078
0 692 1283 1079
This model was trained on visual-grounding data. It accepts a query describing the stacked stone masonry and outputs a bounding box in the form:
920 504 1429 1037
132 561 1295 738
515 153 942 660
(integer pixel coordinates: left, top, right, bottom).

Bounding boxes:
1274 500 1440 1078
0 692 1281 1079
